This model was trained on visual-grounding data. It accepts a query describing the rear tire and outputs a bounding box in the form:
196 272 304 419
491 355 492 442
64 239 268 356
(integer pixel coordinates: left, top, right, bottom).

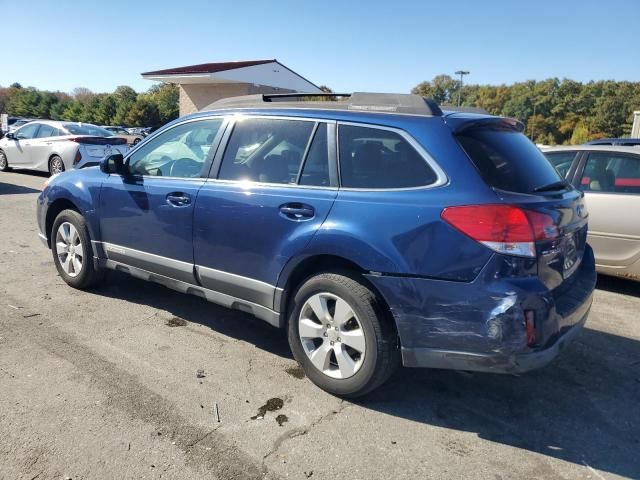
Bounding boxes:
49 155 65 175
0 150 9 171
133 138 141 145
51 209 104 289
287 272 400 398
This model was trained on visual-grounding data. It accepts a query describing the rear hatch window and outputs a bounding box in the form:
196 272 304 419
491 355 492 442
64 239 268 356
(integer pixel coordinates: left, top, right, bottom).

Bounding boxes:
457 126 564 194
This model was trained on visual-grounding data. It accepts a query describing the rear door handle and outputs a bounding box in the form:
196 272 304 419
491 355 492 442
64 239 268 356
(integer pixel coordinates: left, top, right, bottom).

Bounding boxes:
279 203 315 220
166 192 191 206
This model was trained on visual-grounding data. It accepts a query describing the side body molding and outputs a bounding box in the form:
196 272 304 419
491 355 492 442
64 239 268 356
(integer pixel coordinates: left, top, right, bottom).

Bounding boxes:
92 241 282 327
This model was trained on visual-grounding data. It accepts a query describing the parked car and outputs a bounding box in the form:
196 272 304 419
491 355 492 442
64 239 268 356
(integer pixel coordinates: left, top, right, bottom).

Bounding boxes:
0 121 129 175
102 125 144 146
543 145 640 281
36 93 596 397
586 138 640 147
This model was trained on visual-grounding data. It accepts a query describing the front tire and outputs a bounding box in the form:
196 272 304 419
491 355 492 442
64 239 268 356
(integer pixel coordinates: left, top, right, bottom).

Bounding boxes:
51 209 104 289
0 150 9 171
49 155 65 175
287 272 400 397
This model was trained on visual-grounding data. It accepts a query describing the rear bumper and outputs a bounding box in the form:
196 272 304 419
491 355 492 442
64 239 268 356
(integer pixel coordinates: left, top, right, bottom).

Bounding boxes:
401 303 590 372
366 245 597 373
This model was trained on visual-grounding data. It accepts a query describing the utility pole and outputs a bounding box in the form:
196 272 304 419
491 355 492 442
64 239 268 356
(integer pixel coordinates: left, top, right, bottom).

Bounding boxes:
455 70 470 106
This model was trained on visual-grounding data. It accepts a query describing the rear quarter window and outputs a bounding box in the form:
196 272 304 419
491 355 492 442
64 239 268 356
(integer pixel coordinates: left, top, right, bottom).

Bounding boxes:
457 127 562 193
338 124 437 189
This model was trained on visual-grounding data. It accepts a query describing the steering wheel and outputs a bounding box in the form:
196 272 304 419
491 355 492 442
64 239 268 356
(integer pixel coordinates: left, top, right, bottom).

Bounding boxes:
168 158 203 178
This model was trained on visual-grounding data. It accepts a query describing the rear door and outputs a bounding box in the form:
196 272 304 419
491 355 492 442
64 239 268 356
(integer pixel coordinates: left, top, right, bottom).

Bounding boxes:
98 117 226 283
577 150 640 270
193 116 338 310
28 123 58 169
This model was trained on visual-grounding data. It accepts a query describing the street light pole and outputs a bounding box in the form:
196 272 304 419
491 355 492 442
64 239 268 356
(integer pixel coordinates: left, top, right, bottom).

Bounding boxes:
455 70 470 106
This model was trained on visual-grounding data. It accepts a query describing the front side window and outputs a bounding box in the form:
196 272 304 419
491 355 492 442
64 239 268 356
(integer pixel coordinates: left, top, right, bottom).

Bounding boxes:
338 124 437 189
580 152 640 194
544 151 577 178
218 118 315 184
15 123 40 140
127 119 223 178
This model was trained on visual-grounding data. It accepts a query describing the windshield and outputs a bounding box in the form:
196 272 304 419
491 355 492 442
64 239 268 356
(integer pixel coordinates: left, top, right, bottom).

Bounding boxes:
63 123 114 137
457 127 563 194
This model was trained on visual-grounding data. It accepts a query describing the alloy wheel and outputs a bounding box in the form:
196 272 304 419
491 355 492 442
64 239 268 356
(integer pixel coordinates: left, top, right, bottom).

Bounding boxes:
50 157 64 175
0 153 7 170
55 222 83 277
298 292 366 379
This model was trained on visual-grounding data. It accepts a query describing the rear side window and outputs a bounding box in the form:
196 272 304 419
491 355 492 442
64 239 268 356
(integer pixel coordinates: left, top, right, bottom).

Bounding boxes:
299 123 330 187
339 125 436 188
218 118 315 185
457 128 562 193
36 124 56 138
580 152 640 194
544 151 577 178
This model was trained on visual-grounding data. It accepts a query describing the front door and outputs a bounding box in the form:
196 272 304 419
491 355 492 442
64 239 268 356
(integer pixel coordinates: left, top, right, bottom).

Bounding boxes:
193 117 338 310
98 117 226 284
5 123 40 166
578 150 640 271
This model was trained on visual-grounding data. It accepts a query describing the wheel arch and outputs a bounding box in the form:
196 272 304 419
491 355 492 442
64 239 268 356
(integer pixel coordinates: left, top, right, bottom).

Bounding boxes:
276 254 398 340
45 198 81 247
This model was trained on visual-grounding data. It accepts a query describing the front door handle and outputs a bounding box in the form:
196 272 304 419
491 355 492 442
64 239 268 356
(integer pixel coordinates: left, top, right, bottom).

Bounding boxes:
166 192 191 207
279 203 315 220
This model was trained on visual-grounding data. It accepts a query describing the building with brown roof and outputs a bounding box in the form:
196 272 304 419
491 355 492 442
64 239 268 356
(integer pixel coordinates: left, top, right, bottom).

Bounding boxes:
142 59 321 116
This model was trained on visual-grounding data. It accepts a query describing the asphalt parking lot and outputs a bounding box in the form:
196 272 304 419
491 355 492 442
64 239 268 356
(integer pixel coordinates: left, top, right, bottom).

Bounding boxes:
1 170 639 480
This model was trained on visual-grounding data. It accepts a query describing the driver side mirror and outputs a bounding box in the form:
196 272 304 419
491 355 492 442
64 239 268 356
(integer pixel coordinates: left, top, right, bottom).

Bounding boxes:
5 132 15 140
100 153 128 175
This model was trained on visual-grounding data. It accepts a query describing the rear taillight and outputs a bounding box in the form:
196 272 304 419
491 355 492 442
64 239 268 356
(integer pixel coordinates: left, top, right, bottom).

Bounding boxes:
441 204 558 258
74 150 82 165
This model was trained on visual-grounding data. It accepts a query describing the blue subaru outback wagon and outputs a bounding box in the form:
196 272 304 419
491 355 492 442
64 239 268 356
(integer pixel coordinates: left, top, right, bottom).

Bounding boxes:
37 93 596 397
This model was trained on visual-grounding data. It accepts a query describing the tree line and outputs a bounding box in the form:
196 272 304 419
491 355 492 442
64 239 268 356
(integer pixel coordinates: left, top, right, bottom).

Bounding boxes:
2 77 638 143
0 83 179 128
412 75 640 144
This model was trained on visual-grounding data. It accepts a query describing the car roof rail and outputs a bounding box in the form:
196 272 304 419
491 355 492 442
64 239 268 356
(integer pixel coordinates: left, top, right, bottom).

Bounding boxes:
207 92 443 116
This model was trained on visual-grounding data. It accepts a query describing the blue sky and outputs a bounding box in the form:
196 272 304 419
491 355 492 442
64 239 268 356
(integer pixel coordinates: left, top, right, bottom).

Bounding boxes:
1 0 639 94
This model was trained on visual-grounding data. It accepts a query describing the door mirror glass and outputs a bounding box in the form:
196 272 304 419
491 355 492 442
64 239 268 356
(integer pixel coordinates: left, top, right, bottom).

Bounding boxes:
101 153 127 175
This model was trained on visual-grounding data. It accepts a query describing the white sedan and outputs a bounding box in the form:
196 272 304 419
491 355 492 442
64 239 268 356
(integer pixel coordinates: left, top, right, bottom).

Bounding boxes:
0 120 129 175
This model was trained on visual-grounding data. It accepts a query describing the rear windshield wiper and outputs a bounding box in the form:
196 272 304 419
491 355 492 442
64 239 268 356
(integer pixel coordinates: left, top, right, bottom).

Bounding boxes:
532 180 570 193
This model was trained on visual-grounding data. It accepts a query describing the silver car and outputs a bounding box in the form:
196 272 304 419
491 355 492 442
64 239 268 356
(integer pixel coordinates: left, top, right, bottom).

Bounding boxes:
543 145 640 281
0 120 129 175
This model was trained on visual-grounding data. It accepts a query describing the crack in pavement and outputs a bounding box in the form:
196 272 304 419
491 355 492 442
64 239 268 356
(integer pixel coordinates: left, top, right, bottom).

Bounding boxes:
262 401 351 465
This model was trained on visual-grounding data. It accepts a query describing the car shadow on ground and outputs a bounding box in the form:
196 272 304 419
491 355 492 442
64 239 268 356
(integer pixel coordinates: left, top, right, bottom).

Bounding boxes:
0 181 41 195
92 272 639 478
358 327 640 478
596 274 640 298
93 271 293 359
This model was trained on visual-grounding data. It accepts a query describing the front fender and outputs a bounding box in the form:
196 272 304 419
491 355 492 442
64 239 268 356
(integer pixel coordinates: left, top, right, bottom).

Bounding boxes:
38 167 106 243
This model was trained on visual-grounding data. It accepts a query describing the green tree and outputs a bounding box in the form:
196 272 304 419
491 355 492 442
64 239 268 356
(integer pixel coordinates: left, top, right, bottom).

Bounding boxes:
146 83 179 124
95 95 118 125
125 98 160 127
